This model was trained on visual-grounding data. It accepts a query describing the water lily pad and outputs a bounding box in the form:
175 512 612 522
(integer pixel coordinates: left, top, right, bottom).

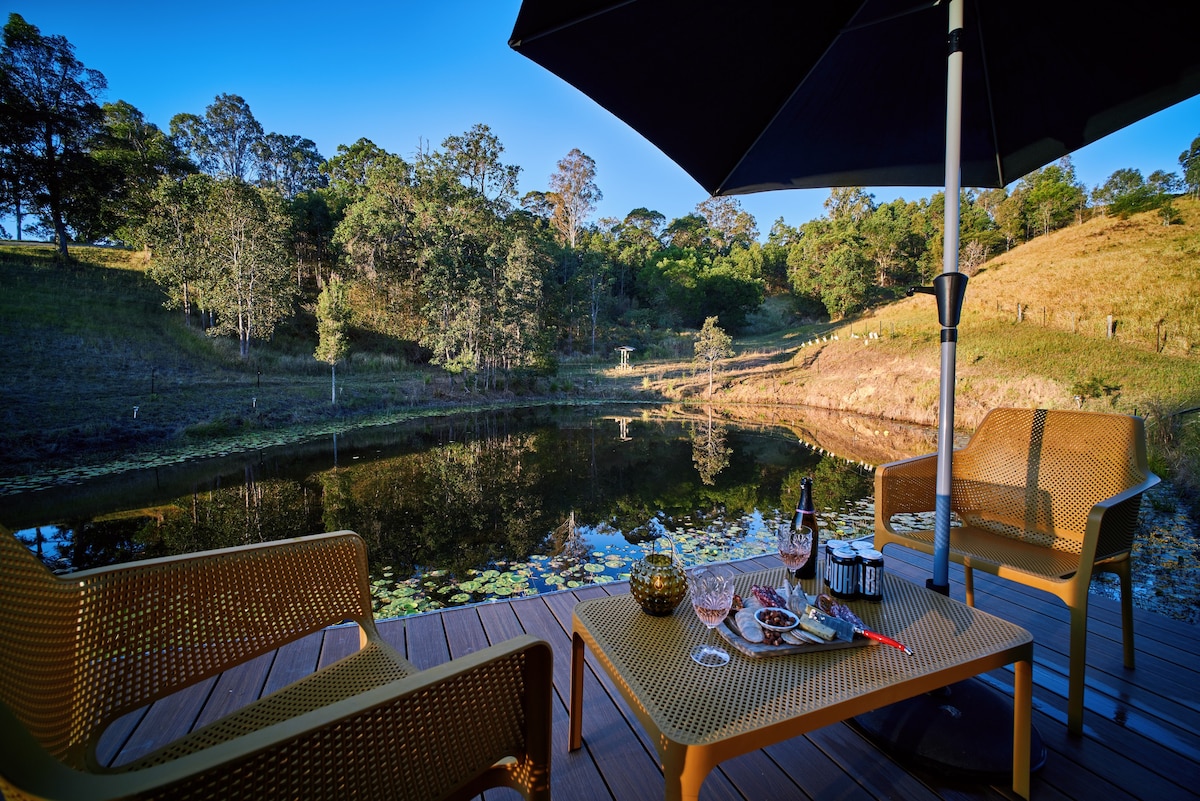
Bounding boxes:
582 563 605 573
449 593 471 603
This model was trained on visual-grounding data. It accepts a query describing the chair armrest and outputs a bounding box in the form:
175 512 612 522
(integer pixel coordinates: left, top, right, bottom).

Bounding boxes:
1085 471 1161 564
2 636 555 801
875 452 938 527
71 532 377 727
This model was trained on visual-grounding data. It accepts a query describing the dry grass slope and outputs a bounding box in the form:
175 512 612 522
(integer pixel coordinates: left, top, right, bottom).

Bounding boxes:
645 198 1200 435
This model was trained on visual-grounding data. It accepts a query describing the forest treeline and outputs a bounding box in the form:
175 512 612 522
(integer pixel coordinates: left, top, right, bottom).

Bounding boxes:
5 12 1200 384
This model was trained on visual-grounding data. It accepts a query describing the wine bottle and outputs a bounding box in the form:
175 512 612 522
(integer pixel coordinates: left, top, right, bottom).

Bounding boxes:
794 476 819 579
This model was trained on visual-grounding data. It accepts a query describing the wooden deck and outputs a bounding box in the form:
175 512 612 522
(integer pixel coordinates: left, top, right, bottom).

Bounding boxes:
97 548 1199 800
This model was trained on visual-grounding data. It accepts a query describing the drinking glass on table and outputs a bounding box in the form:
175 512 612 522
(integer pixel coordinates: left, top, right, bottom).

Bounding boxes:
686 567 735 667
777 524 812 593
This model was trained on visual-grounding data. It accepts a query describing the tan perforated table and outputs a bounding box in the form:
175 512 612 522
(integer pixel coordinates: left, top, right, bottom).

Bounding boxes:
570 567 1033 800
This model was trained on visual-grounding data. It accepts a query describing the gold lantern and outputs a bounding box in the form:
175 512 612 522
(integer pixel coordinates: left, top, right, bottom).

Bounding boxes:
630 536 686 616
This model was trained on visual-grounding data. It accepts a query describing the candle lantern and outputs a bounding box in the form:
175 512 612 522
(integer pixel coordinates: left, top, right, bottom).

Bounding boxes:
629 535 686 616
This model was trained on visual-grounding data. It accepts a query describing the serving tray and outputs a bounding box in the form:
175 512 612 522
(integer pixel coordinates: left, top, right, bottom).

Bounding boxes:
715 615 877 658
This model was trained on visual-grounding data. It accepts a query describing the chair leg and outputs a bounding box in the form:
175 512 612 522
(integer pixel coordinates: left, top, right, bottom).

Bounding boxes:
1115 559 1136 669
963 565 975 607
1067 602 1089 736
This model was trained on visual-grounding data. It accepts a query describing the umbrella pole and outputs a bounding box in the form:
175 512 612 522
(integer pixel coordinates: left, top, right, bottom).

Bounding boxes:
857 1 1046 781
932 0 965 597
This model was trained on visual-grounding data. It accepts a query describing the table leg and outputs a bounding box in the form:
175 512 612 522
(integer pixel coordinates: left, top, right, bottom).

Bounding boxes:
1012 657 1032 799
569 630 585 751
662 743 709 801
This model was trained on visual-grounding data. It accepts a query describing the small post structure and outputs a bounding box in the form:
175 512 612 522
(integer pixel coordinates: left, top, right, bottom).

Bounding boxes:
615 346 634 370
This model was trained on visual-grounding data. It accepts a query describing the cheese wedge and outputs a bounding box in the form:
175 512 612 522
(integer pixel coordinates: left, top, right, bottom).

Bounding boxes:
797 617 837 641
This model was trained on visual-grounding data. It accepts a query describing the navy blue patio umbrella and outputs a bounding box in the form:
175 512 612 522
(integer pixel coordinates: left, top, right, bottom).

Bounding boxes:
510 0 1200 777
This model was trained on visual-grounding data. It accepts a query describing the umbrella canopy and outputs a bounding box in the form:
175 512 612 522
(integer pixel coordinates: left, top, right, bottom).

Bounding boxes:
511 0 1200 594
510 1 1200 197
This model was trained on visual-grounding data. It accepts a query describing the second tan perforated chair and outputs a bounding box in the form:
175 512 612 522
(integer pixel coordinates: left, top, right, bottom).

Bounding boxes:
874 407 1159 735
0 530 552 801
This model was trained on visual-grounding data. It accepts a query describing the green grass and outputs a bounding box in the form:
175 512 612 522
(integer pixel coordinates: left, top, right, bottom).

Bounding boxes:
3 197 1199 506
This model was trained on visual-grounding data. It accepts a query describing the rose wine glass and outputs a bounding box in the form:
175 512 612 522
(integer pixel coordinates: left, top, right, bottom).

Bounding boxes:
777 524 812 594
687 567 735 667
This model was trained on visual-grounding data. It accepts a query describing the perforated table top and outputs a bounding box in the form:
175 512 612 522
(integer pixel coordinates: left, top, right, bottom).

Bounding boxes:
570 567 1033 801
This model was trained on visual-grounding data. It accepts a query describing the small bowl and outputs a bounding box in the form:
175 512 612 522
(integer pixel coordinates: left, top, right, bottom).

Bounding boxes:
754 607 799 632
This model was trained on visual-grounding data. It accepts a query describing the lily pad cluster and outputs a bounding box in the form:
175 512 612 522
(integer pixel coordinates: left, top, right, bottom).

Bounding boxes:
369 509 794 618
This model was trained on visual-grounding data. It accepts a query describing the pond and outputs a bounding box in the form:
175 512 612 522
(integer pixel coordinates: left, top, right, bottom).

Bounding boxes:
2 403 930 618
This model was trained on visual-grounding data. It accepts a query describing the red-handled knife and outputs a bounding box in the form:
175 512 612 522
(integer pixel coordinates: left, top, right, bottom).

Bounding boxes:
854 625 913 655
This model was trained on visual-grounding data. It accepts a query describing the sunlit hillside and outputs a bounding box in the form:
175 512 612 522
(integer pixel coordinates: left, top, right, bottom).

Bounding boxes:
683 198 1200 433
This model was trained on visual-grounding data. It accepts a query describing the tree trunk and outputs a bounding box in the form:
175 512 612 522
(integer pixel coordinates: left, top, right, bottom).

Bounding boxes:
331 362 337 405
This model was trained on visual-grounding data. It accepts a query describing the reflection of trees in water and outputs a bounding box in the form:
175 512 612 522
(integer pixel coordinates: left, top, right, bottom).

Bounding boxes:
690 413 731 485
23 408 877 577
813 458 873 511
550 511 591 562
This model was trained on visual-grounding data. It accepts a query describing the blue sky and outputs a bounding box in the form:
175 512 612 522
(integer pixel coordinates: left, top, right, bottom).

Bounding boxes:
8 1 1200 238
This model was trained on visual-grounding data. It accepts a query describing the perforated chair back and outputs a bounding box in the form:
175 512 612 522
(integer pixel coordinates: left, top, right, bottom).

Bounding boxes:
0 535 84 761
952 408 1150 556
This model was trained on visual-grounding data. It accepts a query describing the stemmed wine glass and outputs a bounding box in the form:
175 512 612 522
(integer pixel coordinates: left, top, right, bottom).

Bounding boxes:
687 567 735 667
777 524 813 594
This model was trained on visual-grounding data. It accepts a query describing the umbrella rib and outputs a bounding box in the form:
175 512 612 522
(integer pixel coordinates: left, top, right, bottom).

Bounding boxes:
970 2 1006 187
508 0 638 48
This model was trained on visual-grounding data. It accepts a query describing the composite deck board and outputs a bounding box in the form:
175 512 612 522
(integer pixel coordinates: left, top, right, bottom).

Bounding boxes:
103 550 1199 800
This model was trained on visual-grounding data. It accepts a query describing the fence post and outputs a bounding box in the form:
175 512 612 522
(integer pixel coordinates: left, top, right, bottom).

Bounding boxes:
1017 303 1023 323
1107 315 1115 339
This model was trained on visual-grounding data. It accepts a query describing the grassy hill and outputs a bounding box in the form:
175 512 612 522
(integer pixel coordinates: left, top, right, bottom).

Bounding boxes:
641 198 1200 488
2 198 1198 492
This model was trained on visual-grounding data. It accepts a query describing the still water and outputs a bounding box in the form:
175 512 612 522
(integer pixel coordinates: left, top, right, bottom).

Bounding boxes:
3 404 898 617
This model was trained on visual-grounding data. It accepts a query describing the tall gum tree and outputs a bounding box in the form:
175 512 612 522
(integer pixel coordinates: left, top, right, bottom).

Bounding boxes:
0 13 106 258
199 179 296 358
547 148 601 248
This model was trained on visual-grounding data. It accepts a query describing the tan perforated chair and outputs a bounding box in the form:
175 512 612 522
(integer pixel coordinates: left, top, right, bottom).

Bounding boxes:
0 530 552 801
874 408 1159 735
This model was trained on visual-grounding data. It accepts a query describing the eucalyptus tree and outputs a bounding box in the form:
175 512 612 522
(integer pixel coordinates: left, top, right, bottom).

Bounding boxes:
663 213 709 250
199 179 296 358
695 196 758 254
149 175 297 356
289 190 336 289
1092 167 1146 212
861 199 926 290
1014 157 1087 236
438 123 520 208
613 206 666 299
255 132 325 198
170 94 264 181
547 147 601 248
694 316 734 398
787 213 872 319
761 218 800 294
0 61 34 239
1179 134 1200 200
571 226 616 354
315 277 351 404
328 143 418 283
89 100 193 246
0 12 106 257
414 135 554 382
144 173 214 325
